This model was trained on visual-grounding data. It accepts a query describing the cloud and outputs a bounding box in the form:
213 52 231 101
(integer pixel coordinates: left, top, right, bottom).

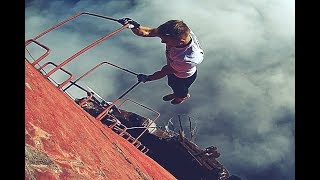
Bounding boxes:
25 0 295 179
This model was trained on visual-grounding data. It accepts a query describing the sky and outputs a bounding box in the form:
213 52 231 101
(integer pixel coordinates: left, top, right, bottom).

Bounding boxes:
25 0 295 179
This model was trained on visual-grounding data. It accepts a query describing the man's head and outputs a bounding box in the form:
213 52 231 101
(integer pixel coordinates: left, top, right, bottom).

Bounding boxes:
157 20 190 47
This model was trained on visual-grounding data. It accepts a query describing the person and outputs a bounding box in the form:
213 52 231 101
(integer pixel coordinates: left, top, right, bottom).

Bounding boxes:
118 18 204 104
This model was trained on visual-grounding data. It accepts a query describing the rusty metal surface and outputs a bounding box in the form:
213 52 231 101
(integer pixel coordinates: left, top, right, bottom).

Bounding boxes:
25 60 176 180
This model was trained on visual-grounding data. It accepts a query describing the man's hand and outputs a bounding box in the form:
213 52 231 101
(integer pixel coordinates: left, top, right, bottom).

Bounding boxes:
137 74 150 83
118 17 140 29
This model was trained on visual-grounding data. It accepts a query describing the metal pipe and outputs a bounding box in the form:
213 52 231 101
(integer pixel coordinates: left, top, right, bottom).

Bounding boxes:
45 23 130 78
96 81 141 121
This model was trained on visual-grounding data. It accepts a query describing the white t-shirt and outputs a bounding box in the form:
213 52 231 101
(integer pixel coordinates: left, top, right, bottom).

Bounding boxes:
166 31 204 78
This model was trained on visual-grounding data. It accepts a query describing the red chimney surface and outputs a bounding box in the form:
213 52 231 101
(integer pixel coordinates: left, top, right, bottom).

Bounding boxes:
25 60 176 180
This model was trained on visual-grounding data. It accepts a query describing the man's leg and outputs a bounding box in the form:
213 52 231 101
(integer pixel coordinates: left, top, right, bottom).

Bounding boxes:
171 71 197 98
168 72 197 104
163 74 178 101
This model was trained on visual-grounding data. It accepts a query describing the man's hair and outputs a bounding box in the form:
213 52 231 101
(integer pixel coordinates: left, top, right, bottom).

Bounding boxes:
158 20 190 39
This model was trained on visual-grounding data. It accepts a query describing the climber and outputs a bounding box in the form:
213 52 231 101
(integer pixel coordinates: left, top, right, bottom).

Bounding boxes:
118 18 204 104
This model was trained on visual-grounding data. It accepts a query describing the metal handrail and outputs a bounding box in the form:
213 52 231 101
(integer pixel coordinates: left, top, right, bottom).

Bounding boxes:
95 81 141 121
38 62 74 89
117 99 161 143
63 61 138 92
25 39 51 67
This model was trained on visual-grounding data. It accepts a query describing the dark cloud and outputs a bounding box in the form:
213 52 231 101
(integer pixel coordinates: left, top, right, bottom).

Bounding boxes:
25 1 295 179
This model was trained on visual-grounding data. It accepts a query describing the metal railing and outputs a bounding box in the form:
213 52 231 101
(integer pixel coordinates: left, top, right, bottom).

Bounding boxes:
25 12 154 155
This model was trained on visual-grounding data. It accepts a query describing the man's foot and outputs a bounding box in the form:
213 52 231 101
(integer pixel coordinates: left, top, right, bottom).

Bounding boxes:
163 94 176 101
171 94 191 105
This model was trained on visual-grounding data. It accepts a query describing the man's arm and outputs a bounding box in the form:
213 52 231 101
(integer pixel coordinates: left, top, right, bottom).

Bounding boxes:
118 18 159 37
148 65 177 81
131 26 159 37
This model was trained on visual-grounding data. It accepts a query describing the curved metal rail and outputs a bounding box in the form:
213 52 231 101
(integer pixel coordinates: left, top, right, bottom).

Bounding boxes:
25 12 153 155
26 12 130 79
117 99 161 143
63 61 138 92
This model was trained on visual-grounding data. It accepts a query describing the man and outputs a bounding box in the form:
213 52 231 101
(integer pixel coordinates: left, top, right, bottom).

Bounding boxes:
119 18 204 104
